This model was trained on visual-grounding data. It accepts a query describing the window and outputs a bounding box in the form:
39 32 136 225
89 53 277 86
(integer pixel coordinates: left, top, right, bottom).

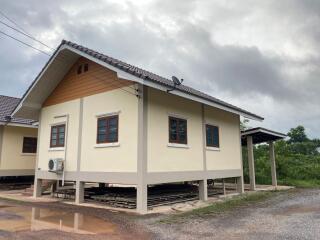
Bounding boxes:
50 124 66 148
206 124 220 148
77 65 82 74
22 137 37 153
97 115 119 144
84 63 89 72
169 116 187 144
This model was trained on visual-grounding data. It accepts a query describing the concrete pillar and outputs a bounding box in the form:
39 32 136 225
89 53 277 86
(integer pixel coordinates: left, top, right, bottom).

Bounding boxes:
33 178 42 198
247 136 256 190
75 181 84 204
269 141 277 187
136 183 148 214
236 176 245 194
51 181 57 197
222 179 226 195
199 179 208 201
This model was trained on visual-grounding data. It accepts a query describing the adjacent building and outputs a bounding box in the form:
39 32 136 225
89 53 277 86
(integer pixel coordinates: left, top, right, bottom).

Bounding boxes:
0 95 37 178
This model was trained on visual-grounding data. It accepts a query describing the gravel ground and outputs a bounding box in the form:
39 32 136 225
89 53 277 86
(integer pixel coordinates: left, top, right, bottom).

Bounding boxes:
0 188 319 239
141 188 320 240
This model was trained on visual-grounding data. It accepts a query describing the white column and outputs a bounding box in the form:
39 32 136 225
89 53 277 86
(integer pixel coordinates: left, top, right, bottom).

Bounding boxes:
75 181 84 204
136 84 148 214
247 136 256 190
136 183 148 214
269 141 277 187
199 180 208 201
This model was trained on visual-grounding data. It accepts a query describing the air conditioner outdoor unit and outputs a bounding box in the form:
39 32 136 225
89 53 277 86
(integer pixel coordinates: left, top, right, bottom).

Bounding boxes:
48 158 64 173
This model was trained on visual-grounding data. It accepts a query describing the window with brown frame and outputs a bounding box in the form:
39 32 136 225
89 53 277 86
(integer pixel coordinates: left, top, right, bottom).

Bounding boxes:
22 137 37 153
169 116 187 144
50 124 66 148
206 124 220 148
97 115 119 144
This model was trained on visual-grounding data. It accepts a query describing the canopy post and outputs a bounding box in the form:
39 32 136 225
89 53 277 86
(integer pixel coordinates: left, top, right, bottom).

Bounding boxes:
247 136 256 191
269 141 277 188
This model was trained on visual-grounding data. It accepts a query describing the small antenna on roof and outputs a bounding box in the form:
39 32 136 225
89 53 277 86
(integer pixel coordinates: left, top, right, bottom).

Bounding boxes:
167 76 184 93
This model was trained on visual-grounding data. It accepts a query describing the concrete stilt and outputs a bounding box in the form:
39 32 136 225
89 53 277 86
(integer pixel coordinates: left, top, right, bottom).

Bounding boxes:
247 136 256 190
236 176 245 194
75 181 84 204
222 179 226 195
269 141 277 187
136 183 148 214
33 178 42 198
199 179 208 201
50 181 57 197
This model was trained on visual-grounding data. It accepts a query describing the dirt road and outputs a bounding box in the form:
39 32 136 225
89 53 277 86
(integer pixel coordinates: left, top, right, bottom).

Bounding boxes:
143 188 320 240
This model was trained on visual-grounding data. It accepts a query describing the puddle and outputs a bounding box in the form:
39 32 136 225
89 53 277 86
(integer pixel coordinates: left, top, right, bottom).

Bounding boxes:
0 202 117 235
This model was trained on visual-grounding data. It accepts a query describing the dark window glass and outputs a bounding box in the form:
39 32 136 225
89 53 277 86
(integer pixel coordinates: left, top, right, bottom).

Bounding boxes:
206 124 220 148
50 124 66 147
169 117 187 144
22 137 37 153
97 115 119 144
84 63 89 72
77 65 82 74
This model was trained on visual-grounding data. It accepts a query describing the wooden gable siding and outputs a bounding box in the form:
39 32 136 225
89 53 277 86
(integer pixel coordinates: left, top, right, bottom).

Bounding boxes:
43 57 134 107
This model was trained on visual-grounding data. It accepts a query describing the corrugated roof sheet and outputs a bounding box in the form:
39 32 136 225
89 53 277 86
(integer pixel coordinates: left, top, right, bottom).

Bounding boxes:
0 95 34 125
62 40 263 120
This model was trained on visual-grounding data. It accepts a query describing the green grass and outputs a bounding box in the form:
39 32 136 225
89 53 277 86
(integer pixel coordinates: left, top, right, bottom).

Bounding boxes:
278 179 320 188
158 191 280 224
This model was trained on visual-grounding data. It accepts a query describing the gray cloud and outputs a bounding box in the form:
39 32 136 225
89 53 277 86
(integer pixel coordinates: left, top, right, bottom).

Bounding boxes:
0 0 319 137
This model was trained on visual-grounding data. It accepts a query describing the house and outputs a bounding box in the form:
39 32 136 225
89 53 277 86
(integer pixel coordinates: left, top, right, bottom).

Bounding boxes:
12 40 263 213
0 95 38 179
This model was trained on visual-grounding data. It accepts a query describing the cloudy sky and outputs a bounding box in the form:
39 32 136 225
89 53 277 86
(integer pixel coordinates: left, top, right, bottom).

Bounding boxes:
0 0 319 138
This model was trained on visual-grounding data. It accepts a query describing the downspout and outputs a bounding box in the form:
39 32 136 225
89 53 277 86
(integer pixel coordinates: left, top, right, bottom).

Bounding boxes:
54 114 69 186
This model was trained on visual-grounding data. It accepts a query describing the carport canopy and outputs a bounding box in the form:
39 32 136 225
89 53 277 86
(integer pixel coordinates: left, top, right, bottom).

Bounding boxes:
241 127 287 191
241 127 287 146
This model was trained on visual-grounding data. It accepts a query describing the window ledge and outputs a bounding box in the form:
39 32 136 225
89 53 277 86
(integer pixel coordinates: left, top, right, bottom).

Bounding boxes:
21 153 36 156
48 147 65 152
94 142 120 148
167 143 189 149
206 146 220 151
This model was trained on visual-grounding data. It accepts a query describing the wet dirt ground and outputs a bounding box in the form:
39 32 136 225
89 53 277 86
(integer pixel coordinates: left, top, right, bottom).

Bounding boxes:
0 188 319 239
141 188 320 240
0 199 152 240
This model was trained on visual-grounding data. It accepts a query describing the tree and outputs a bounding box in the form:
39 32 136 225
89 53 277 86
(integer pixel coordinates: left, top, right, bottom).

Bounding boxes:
240 119 250 131
287 125 309 143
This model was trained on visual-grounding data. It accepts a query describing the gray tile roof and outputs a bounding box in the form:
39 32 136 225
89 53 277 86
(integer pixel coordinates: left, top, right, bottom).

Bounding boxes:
62 40 263 120
0 95 34 125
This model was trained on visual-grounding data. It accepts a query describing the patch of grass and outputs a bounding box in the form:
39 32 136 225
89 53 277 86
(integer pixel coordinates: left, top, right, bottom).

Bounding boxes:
158 191 280 224
278 179 320 188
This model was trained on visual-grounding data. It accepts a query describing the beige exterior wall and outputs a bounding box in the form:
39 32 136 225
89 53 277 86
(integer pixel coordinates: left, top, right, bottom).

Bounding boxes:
38 99 80 171
38 87 138 173
204 106 242 170
80 88 138 172
146 88 242 173
147 88 204 172
0 125 37 170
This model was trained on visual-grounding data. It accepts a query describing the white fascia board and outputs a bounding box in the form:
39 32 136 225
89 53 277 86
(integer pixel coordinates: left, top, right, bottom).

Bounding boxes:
11 46 65 117
241 128 286 138
0 121 38 129
62 45 263 121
